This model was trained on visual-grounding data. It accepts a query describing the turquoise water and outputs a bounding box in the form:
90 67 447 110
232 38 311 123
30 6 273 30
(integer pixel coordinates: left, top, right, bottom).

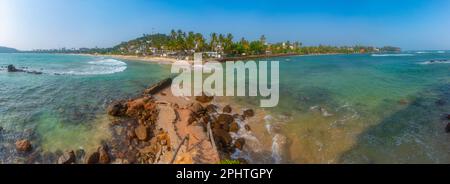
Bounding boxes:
1 52 449 163
234 52 450 163
0 53 170 163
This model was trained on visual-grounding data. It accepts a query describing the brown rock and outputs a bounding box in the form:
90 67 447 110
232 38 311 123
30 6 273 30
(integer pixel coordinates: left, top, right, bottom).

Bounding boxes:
223 105 232 113
86 152 100 164
107 101 127 117
15 139 32 152
243 109 255 118
195 92 214 103
57 150 76 164
213 128 232 149
234 138 246 150
135 125 149 141
229 122 240 133
98 145 110 164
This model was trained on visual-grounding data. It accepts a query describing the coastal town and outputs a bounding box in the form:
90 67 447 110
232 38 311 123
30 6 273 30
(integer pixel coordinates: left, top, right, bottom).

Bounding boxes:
29 30 401 61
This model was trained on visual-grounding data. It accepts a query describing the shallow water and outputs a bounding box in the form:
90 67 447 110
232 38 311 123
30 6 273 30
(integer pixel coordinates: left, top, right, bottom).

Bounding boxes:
0 53 170 163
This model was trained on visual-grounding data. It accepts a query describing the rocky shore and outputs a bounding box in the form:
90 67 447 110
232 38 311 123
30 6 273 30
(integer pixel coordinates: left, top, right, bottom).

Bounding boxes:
101 78 255 164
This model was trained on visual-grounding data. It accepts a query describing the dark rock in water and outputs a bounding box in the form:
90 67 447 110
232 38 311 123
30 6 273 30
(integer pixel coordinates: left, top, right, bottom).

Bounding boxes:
135 124 149 141
107 101 128 117
234 138 246 150
98 145 110 164
216 114 234 125
223 105 232 113
57 150 76 164
243 109 255 118
190 103 204 115
0 126 3 132
7 65 21 72
86 152 100 164
446 114 450 120
195 92 214 103
15 139 32 152
446 123 450 133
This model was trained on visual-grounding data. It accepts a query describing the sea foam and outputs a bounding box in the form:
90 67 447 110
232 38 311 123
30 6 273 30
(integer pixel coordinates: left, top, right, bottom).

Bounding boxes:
371 54 415 57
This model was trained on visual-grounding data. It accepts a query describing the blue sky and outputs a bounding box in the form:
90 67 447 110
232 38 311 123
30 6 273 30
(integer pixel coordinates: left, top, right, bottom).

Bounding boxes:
1 0 449 50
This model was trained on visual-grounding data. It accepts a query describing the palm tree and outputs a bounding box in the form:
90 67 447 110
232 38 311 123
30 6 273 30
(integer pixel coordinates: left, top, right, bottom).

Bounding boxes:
210 33 218 51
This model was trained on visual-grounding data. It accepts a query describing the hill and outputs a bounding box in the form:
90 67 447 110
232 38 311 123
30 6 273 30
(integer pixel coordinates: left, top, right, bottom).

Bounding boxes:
0 46 19 53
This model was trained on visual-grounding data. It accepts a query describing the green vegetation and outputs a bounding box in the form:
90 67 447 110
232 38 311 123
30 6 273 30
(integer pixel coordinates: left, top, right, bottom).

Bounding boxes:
28 29 401 58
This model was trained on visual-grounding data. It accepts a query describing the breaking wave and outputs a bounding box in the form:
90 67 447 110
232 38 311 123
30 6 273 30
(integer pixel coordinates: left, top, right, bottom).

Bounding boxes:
371 54 415 57
49 58 127 75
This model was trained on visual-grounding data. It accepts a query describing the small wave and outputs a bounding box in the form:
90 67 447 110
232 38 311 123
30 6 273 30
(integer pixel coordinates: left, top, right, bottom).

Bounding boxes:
371 54 415 57
437 51 446 54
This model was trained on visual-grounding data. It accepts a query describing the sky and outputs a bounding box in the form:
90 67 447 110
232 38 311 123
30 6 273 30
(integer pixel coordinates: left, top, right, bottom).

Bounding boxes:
0 0 449 50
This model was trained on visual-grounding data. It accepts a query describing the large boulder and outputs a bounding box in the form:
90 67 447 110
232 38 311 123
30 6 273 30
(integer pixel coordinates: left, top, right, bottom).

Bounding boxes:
107 101 127 117
85 152 100 164
213 128 233 150
57 150 76 164
205 104 217 113
135 125 149 141
243 109 255 118
7 65 21 72
195 92 214 103
15 139 32 152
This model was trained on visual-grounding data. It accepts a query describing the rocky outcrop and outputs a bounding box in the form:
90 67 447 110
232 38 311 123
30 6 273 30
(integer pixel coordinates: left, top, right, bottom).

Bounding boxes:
15 139 32 152
57 150 76 164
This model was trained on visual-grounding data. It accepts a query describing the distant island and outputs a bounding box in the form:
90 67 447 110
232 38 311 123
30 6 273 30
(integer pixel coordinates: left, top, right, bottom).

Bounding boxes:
25 30 401 61
0 46 19 53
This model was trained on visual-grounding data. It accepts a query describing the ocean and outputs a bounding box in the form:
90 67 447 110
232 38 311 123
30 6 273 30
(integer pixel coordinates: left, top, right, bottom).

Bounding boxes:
0 52 449 163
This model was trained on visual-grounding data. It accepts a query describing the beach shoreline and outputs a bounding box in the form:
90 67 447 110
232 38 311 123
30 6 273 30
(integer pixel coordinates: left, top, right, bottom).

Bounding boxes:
78 52 350 64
